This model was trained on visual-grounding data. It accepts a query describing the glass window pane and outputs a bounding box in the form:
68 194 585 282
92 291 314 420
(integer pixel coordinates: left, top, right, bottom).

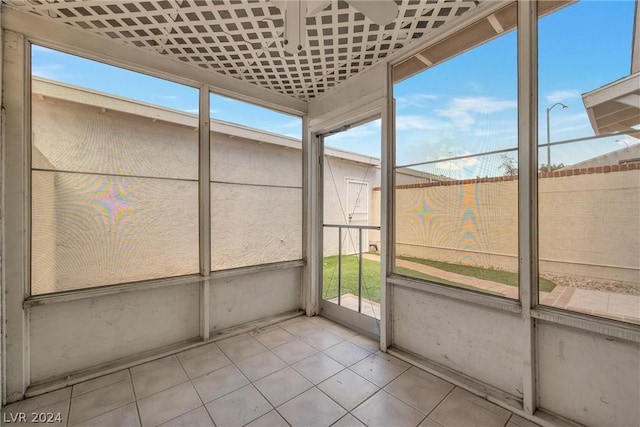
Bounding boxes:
31 46 199 295
393 8 520 299
210 94 302 270
538 1 639 324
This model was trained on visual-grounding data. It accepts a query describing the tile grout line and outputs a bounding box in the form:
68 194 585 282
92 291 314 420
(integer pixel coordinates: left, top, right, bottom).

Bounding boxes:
128 369 144 427
67 376 136 427
65 396 71 427
505 412 515 427
240 321 351 426
173 352 216 427
423 383 457 422
213 334 278 426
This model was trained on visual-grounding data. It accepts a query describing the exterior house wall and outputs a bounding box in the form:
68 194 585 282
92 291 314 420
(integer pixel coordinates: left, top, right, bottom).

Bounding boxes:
322 156 380 257
31 94 201 293
210 131 302 270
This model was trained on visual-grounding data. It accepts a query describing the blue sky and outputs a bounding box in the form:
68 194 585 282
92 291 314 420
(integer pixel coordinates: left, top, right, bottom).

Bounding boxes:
31 1 637 177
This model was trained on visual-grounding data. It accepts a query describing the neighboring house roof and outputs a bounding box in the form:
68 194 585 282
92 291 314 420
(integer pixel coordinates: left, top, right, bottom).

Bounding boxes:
582 73 640 136
582 2 640 136
32 77 379 167
565 144 640 169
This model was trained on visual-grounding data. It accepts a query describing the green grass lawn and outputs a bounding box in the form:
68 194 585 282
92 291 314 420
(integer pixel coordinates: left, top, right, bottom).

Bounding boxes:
397 255 556 292
322 254 557 299
322 255 380 302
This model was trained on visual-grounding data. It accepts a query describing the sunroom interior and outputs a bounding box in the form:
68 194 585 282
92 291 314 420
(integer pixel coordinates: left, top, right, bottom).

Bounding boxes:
1 1 639 427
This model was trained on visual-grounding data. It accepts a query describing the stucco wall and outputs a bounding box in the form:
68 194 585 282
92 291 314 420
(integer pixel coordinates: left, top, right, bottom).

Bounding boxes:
31 95 200 294
379 169 640 284
322 156 381 257
210 131 302 269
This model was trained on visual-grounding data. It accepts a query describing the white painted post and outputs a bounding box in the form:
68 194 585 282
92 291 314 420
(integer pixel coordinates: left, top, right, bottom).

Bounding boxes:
379 63 395 351
199 85 211 340
3 31 30 403
517 0 539 415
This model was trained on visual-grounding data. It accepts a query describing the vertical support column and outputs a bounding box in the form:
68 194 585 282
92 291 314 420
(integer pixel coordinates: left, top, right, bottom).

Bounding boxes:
199 85 211 340
338 226 342 306
0 18 5 405
302 115 321 316
379 64 395 350
517 0 539 415
3 31 30 403
358 228 363 313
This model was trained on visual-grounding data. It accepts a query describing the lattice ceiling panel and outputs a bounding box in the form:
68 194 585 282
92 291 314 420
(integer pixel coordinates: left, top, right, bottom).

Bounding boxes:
6 0 479 101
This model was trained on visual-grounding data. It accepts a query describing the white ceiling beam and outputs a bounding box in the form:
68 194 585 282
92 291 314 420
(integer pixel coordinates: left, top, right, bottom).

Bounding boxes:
415 53 433 67
2 6 308 115
487 14 504 34
387 1 510 67
615 94 640 109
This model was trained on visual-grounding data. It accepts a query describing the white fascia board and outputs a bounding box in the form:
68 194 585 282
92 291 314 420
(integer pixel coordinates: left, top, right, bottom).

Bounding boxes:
582 73 640 135
1 6 307 116
582 73 640 108
33 78 200 127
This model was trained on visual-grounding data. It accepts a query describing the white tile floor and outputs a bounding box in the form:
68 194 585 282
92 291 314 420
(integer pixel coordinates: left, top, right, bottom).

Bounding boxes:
2 316 540 427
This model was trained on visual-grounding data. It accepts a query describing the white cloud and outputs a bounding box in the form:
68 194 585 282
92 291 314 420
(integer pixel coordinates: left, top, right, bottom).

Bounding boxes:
278 119 303 129
325 120 380 146
434 97 516 130
31 63 66 79
545 90 580 104
396 93 438 109
439 97 517 115
395 115 443 131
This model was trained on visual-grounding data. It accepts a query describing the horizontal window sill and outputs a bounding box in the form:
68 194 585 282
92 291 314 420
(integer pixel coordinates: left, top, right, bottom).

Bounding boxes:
24 259 305 308
532 306 640 343
387 274 522 314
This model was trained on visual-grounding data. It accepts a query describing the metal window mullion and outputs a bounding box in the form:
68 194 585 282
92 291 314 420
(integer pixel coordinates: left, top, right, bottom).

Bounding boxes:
199 85 211 340
338 226 342 306
517 0 539 415
4 31 30 404
304 116 322 316
380 63 396 351
358 227 363 313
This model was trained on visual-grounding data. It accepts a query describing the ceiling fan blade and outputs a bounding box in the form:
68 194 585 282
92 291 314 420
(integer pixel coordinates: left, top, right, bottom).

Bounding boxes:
345 0 398 26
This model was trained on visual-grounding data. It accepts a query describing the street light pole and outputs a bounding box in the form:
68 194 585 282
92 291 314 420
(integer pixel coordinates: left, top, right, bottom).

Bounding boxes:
546 102 569 172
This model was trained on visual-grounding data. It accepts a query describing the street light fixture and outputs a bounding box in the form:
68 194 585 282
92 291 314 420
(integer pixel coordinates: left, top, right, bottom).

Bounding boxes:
546 102 569 172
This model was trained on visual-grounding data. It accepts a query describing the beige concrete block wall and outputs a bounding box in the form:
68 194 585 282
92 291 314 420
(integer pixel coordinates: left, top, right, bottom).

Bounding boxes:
393 179 519 272
377 169 640 285
539 171 640 283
